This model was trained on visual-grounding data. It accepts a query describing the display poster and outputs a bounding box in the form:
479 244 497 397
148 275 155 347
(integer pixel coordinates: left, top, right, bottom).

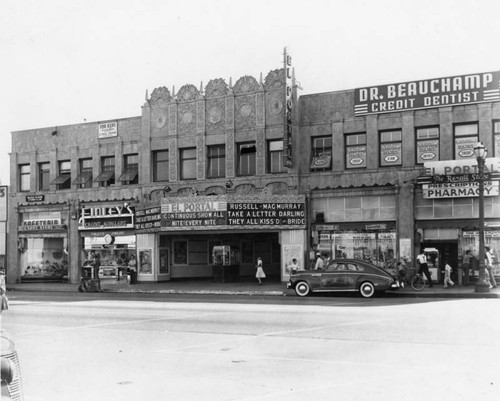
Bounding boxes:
138 249 152 274
417 139 439 163
380 142 402 166
346 145 367 168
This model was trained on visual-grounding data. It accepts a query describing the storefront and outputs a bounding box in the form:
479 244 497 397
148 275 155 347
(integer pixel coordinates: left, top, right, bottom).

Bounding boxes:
135 194 307 282
417 158 500 281
18 213 69 282
314 222 397 268
78 202 137 279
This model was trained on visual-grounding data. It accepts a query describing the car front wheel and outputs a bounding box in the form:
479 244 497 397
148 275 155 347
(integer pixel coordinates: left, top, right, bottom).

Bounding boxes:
359 282 375 298
295 281 311 297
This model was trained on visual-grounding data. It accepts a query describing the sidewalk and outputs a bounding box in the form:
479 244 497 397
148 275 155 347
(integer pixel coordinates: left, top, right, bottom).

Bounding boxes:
6 278 500 298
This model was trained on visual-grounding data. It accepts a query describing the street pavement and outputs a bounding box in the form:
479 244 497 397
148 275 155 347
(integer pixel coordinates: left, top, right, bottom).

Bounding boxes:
6 276 500 298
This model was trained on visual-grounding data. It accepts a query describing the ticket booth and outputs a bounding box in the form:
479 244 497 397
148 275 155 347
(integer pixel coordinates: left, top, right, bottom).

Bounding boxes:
212 245 240 283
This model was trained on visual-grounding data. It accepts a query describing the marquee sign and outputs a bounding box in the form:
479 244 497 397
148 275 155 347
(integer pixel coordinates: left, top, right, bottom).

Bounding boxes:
136 195 306 232
283 47 293 167
78 204 135 230
354 71 500 116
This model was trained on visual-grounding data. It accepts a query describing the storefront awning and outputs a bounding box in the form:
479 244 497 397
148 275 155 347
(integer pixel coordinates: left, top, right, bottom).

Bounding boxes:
94 171 114 182
72 171 93 185
50 174 70 185
416 219 500 230
118 166 138 182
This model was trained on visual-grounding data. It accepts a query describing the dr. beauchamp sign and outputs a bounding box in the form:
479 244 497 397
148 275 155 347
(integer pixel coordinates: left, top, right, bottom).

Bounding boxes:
354 71 500 116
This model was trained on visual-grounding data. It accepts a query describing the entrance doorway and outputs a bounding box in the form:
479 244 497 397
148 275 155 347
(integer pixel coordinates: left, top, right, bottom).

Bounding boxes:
421 241 458 284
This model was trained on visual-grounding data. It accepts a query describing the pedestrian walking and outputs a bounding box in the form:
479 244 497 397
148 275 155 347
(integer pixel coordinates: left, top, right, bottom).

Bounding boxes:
255 257 266 285
314 253 324 270
443 261 455 288
416 250 433 287
485 246 497 289
462 250 472 286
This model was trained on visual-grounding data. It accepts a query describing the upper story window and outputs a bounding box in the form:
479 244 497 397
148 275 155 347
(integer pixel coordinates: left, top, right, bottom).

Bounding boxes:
207 145 226 179
237 142 256 176
416 127 440 164
345 133 367 169
119 154 139 185
180 148 197 180
19 164 30 192
95 156 115 187
310 136 332 171
50 161 71 190
38 162 50 191
153 150 169 182
73 158 93 188
493 120 500 158
454 123 478 160
268 140 286 174
380 130 402 167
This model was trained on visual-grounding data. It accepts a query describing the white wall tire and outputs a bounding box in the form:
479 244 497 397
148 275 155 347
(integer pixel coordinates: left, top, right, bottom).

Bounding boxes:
360 282 375 298
295 281 311 297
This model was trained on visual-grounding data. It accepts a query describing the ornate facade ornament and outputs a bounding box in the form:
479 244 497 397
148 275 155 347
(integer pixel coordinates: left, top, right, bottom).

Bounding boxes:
177 84 201 102
205 78 229 98
264 68 285 90
235 95 256 130
233 75 260 94
150 87 173 104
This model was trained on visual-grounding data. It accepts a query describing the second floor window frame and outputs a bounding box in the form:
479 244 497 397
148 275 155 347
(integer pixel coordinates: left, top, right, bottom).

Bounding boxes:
19 164 30 192
207 145 226 179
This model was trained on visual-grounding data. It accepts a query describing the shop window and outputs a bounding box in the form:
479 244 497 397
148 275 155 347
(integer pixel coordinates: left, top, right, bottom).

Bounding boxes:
38 162 50 191
180 148 197 180
345 133 367 169
268 140 286 174
237 142 256 176
494 120 500 158
379 130 402 167
454 122 478 160
73 158 93 188
416 127 439 164
153 150 169 182
207 145 226 178
50 160 71 190
19 164 30 192
119 154 139 185
95 156 115 187
310 136 332 171
20 237 68 281
82 235 136 279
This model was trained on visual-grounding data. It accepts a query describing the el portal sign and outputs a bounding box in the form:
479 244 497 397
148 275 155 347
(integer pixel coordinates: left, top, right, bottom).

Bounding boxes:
422 158 500 199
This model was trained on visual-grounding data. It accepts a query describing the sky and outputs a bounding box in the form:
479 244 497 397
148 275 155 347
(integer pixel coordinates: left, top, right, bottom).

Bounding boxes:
1 0 500 186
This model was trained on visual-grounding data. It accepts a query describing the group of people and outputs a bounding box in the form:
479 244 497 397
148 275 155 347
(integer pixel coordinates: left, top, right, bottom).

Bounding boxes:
412 247 497 289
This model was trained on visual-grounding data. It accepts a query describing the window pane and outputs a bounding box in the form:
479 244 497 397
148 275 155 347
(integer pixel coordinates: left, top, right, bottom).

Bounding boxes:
153 150 169 182
238 143 256 176
181 148 197 180
455 124 478 136
39 163 50 191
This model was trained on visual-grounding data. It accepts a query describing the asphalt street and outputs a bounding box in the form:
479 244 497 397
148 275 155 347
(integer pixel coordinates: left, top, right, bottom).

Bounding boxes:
2 293 500 401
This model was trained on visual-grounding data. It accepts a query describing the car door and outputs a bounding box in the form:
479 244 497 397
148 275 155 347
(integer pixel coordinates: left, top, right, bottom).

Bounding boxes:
344 263 360 289
320 262 347 289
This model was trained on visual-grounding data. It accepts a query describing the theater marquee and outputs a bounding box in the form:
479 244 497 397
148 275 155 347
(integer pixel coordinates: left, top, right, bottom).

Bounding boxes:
354 71 500 116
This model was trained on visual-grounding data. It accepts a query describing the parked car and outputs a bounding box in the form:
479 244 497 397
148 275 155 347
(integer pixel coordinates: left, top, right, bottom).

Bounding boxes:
287 259 399 298
1 330 24 400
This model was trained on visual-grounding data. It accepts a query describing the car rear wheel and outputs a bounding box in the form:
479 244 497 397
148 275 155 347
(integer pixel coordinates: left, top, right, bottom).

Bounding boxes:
359 281 375 298
295 281 311 297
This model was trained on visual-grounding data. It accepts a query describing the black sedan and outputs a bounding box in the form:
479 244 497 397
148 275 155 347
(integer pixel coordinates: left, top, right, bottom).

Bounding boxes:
287 259 399 298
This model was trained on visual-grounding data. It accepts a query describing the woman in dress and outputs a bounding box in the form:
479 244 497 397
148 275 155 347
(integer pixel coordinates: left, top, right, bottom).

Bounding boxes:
255 257 266 285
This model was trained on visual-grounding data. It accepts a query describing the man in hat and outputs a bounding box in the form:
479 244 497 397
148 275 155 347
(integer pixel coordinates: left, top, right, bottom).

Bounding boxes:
314 252 324 270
